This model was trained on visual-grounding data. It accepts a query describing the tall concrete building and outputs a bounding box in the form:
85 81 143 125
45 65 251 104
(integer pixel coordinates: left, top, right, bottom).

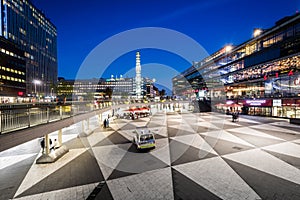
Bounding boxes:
0 0 57 97
135 51 142 99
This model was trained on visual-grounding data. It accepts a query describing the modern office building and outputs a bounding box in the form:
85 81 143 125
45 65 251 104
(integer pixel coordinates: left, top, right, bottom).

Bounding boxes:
0 36 26 103
57 76 155 101
0 0 57 97
173 13 300 118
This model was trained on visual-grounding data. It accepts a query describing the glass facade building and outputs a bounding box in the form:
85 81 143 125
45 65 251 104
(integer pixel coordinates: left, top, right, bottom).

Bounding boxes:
0 36 25 102
57 76 155 101
173 13 300 118
0 0 57 97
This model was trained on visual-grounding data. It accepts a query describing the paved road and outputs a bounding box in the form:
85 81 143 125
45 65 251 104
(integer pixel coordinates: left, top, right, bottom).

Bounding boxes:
1 111 300 200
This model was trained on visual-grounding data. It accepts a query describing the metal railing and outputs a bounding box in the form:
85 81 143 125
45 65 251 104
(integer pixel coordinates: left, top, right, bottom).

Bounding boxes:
0 102 111 134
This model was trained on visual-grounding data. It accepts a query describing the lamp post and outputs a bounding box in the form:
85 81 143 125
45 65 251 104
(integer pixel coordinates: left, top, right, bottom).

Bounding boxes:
225 45 233 64
33 80 41 98
51 88 54 101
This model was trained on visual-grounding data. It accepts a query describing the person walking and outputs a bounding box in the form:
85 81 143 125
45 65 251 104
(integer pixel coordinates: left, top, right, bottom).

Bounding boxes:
40 138 45 154
51 139 58 151
103 118 107 128
106 118 109 127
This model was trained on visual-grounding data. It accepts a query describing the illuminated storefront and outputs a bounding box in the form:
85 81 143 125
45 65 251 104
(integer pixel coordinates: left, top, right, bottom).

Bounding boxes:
173 13 300 118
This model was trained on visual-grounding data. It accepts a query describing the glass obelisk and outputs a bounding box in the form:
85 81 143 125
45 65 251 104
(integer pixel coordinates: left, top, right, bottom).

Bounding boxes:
135 52 142 99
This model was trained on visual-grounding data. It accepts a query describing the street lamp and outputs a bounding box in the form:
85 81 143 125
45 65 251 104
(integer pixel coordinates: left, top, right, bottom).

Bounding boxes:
51 88 54 102
224 44 233 64
33 80 41 96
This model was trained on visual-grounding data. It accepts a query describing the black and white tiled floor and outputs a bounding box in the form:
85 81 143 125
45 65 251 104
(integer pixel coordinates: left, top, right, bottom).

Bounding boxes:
1 111 300 200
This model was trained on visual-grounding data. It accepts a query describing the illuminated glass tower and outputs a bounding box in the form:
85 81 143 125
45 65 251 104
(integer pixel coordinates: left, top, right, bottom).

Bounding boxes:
135 51 142 99
0 0 57 97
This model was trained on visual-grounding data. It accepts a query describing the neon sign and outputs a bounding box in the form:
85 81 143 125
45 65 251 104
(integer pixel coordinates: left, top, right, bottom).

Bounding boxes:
245 100 266 106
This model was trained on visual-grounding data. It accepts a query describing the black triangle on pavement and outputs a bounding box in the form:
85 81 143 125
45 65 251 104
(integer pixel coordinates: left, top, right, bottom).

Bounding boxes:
0 154 38 200
16 150 105 198
235 121 259 127
172 168 222 200
146 122 165 128
92 182 114 200
107 167 137 181
195 125 220 133
108 146 168 180
118 123 138 131
263 149 300 169
153 133 167 139
251 127 300 141
168 127 196 137
228 131 284 148
223 158 300 200
64 137 90 149
169 139 217 166
94 131 131 147
202 136 253 156
270 125 300 136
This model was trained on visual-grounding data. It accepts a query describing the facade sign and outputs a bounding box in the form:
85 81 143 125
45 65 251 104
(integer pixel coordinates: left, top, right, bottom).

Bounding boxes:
243 99 272 107
273 99 282 107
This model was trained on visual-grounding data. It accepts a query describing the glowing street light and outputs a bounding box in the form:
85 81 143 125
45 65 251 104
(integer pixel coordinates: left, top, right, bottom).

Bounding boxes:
224 44 233 64
253 28 263 37
225 45 233 53
33 80 41 95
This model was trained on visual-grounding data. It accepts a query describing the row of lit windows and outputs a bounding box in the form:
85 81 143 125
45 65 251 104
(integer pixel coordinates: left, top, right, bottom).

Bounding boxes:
195 22 300 74
0 47 24 60
1 66 25 75
1 75 25 82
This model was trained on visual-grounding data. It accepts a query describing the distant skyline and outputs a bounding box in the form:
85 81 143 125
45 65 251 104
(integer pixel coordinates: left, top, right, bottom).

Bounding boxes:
32 0 299 82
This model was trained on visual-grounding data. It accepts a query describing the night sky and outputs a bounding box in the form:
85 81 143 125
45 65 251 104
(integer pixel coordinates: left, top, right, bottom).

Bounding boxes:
32 0 299 90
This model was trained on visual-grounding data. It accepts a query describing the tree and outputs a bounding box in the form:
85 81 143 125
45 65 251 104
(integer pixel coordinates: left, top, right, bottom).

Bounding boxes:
104 87 113 99
160 89 166 96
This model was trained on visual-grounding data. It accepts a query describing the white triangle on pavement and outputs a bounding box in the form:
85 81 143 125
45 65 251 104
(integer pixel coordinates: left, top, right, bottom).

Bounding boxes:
0 153 37 170
92 144 130 180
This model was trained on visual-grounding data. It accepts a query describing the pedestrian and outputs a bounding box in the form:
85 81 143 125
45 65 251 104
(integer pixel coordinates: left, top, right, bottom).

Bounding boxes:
51 139 58 151
106 118 109 127
40 138 45 153
103 118 107 128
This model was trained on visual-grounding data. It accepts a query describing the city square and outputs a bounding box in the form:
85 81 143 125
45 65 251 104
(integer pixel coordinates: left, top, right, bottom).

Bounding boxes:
1 108 300 199
1 0 300 199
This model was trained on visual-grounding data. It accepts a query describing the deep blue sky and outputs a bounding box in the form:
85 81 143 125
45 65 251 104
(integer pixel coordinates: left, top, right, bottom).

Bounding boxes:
32 0 299 81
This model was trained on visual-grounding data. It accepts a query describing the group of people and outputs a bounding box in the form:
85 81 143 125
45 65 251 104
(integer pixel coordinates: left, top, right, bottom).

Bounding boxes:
40 138 59 153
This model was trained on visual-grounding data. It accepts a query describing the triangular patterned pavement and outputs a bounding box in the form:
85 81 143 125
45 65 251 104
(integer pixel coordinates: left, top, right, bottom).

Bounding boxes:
89 182 114 200
108 144 168 180
93 131 132 147
16 150 104 198
229 131 284 147
172 168 221 200
0 154 37 200
263 149 300 169
203 135 254 155
169 139 217 166
223 158 300 199
107 167 173 199
173 157 261 199
167 127 196 137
